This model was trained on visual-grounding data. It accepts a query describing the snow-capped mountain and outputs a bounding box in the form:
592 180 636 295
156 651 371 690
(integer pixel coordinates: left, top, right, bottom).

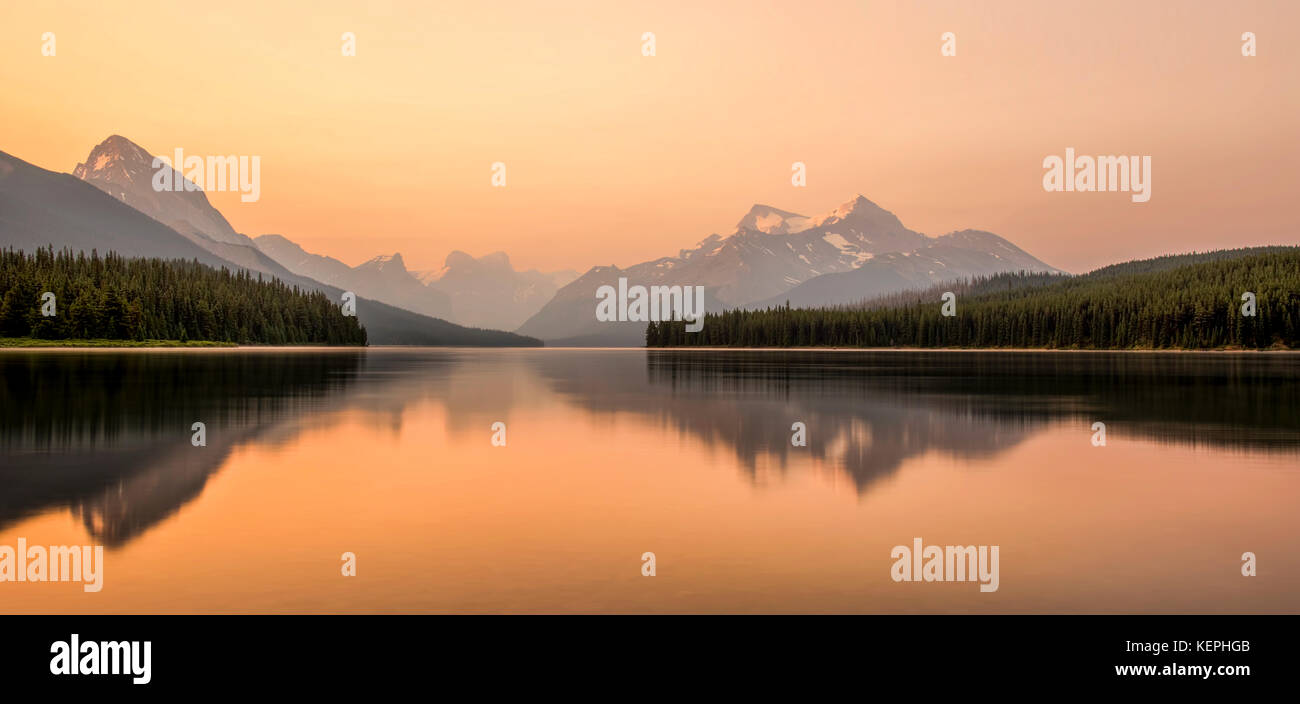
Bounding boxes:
671 196 939 304
748 229 1060 309
414 251 577 332
73 135 251 247
517 195 1062 345
2 148 242 268
71 135 298 278
1 145 538 345
734 204 813 235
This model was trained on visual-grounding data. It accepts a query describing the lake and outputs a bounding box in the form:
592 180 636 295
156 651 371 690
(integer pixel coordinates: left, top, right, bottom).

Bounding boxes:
1 348 1297 613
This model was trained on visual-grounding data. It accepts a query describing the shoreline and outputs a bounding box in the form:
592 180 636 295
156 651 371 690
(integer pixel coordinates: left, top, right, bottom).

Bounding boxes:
2 342 1295 354
0 338 361 350
639 346 1298 353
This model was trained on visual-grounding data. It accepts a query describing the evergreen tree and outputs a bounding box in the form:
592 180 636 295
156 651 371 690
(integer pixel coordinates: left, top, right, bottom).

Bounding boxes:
0 248 367 345
647 249 1300 351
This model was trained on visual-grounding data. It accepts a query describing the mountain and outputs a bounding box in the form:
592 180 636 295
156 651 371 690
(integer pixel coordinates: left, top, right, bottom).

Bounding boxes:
252 233 356 286
845 245 1296 313
254 236 452 320
734 204 813 235
73 135 250 246
517 195 1061 345
349 253 453 319
71 135 307 281
515 265 728 346
1 150 234 268
415 250 577 331
748 229 1061 309
256 235 575 331
647 248 1300 350
0 146 538 346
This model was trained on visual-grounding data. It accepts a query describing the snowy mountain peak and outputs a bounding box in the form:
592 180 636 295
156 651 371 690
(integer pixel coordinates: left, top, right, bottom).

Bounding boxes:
831 194 872 217
733 195 907 237
359 252 407 273
736 204 812 235
72 135 155 183
811 194 899 228
517 192 1062 343
71 134 248 247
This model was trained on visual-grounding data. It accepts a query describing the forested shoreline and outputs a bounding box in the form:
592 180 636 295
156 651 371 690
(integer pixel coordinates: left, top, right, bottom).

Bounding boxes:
646 249 1300 350
0 248 367 345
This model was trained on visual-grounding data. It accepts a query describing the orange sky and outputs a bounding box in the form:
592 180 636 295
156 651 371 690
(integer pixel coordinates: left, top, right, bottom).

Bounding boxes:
2 0 1297 274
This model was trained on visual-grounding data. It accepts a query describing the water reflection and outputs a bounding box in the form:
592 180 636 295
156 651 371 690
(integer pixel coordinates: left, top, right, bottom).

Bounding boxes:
0 350 364 545
542 350 1300 492
525 352 1033 493
646 350 1300 433
1 349 1296 549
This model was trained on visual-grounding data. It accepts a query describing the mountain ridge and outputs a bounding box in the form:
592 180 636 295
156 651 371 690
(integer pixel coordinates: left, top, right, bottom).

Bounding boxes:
517 195 1062 345
0 146 538 346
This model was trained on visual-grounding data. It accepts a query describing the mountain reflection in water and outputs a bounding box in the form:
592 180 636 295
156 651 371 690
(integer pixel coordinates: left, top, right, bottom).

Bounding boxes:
2 350 1296 550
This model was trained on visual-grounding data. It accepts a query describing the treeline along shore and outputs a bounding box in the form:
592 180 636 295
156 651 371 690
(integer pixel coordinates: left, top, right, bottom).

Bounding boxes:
646 248 1300 350
0 248 367 346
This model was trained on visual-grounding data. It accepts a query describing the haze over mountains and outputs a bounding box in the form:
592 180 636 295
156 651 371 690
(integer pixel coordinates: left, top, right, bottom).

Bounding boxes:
64 135 580 334
251 236 452 321
74 136 251 247
518 196 1062 345
415 252 577 331
0 139 538 346
254 236 575 332
72 136 292 280
5 134 1067 347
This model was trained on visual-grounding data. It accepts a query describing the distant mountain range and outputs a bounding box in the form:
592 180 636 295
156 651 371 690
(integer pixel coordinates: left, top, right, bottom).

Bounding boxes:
68 135 575 334
254 236 575 332
518 196 1062 345
414 251 576 331
0 139 538 346
250 237 452 321
5 134 1069 347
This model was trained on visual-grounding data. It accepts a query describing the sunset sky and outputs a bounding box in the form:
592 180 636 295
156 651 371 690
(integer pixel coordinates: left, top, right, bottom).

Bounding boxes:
3 0 1297 274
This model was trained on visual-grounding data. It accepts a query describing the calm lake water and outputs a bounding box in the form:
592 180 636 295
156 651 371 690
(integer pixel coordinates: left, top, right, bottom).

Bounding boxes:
1 348 1297 614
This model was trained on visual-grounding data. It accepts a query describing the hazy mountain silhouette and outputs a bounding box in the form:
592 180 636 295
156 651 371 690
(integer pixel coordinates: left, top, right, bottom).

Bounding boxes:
417 250 577 331
0 143 539 346
256 235 575 331
254 235 452 320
